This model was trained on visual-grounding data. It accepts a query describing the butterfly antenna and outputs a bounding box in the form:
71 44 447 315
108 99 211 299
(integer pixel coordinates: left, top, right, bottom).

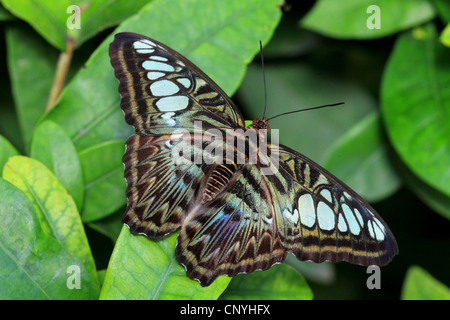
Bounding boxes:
260 40 268 119
266 102 346 121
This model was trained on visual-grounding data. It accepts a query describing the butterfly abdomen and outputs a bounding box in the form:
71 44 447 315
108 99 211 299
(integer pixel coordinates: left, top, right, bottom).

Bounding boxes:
202 162 238 203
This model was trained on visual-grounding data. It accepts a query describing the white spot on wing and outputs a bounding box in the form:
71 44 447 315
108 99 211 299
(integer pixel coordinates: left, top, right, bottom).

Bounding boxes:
338 213 347 232
372 217 386 241
141 39 157 47
150 80 179 96
161 111 176 126
133 40 155 54
156 96 189 112
317 201 335 231
342 203 360 235
298 194 315 228
177 77 191 89
147 72 165 80
283 208 299 225
354 207 364 227
320 189 333 203
150 56 168 62
142 60 174 72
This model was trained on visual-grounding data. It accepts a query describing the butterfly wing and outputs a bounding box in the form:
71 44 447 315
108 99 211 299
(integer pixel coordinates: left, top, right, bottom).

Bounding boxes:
268 144 398 266
176 142 398 286
109 32 245 135
176 163 287 287
109 33 245 238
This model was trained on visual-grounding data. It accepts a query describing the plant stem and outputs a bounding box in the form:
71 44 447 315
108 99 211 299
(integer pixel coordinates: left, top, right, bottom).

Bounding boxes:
45 38 74 113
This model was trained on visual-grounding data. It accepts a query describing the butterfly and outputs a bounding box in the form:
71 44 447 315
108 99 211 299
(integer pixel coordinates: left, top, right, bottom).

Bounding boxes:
109 32 398 287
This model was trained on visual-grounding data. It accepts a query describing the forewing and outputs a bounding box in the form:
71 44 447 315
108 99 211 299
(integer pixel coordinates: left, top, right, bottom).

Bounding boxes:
268 144 399 266
109 32 245 135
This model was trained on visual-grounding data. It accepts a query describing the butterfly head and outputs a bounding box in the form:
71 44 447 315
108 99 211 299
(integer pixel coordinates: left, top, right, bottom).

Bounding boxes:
247 118 270 132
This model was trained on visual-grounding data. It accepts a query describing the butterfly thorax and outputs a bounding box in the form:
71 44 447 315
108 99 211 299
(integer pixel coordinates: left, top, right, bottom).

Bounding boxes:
201 118 270 203
247 118 270 132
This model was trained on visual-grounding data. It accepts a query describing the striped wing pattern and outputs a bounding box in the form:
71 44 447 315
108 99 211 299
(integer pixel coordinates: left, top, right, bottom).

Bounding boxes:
271 145 398 266
109 32 398 287
109 32 244 135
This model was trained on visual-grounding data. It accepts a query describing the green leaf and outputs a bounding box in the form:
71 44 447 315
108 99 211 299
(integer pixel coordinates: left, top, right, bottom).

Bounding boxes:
381 24 450 198
42 0 283 152
401 265 450 300
323 111 401 202
238 63 376 163
434 0 450 23
440 23 450 47
220 263 313 300
78 140 126 222
399 160 450 220
68 0 150 49
6 24 58 146
0 178 98 299
301 0 435 39
2 0 68 50
2 0 149 50
100 227 230 300
0 134 20 170
2 156 98 290
30 120 84 210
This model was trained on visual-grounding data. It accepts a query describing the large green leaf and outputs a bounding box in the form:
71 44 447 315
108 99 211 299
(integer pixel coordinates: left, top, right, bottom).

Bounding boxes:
78 140 126 222
2 0 149 50
0 179 98 299
30 120 84 210
220 264 313 300
2 156 98 291
6 24 58 146
301 0 435 39
322 111 401 202
42 0 283 153
381 24 450 198
100 227 230 299
401 265 450 300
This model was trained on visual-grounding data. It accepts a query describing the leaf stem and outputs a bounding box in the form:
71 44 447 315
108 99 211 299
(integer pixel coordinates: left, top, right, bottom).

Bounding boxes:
45 37 74 113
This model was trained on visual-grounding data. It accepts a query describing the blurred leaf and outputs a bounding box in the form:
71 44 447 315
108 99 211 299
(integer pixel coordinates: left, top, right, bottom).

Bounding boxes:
381 24 450 198
286 254 336 285
68 0 150 48
2 0 68 50
301 0 435 39
6 24 58 146
238 63 376 163
42 0 283 152
440 23 450 47
433 0 450 23
401 265 450 299
323 111 401 202
78 140 126 222
399 159 450 220
0 3 14 20
2 0 149 50
2 156 98 288
220 263 313 300
100 228 230 299
0 135 20 169
30 120 84 210
0 174 99 299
